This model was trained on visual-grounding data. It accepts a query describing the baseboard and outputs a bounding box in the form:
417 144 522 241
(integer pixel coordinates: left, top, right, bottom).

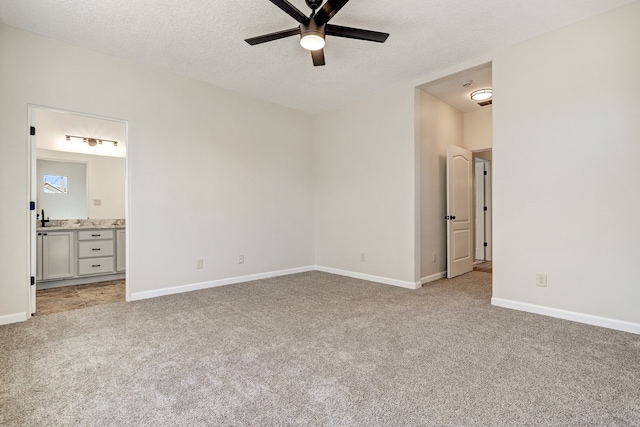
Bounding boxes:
0 312 28 326
421 271 446 285
129 266 315 301
491 298 640 335
315 265 421 290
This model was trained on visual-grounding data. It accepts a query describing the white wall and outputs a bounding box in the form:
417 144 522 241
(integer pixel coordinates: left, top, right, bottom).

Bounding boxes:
463 107 492 151
314 86 418 287
492 1 640 326
0 24 314 322
419 91 464 281
37 149 126 219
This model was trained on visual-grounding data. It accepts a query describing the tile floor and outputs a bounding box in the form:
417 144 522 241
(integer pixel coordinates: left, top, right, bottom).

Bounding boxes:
35 280 125 315
474 261 492 273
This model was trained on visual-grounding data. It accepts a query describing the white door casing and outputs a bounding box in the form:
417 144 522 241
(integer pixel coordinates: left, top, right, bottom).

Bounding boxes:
29 116 37 315
446 144 474 278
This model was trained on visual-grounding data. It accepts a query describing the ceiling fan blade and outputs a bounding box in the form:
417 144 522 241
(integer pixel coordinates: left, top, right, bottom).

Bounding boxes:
326 24 389 43
245 27 301 45
313 0 350 25
311 49 325 66
270 0 310 24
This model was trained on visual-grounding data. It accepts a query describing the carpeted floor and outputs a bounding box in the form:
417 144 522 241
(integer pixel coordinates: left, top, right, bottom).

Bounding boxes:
1 270 639 426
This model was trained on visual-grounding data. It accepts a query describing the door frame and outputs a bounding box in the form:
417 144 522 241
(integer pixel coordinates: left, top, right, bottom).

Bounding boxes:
474 153 492 262
27 104 130 317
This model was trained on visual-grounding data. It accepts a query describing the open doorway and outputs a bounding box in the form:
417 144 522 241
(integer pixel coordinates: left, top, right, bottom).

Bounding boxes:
417 62 493 284
474 150 492 275
474 150 492 263
28 106 128 316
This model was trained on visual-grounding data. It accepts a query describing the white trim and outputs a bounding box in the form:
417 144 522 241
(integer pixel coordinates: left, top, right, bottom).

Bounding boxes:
492 298 640 335
421 271 446 285
129 266 315 301
0 312 28 326
315 265 421 290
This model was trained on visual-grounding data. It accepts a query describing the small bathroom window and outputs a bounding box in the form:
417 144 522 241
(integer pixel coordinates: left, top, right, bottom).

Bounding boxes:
43 175 68 194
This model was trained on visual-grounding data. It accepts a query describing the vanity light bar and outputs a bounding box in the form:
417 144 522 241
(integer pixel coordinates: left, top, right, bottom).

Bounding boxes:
65 134 118 147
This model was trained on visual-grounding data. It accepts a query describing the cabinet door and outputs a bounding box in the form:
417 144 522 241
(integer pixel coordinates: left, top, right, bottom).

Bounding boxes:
42 231 74 280
36 232 43 281
116 229 126 272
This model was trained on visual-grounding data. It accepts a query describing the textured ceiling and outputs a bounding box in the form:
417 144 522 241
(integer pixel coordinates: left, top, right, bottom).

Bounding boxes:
0 0 634 113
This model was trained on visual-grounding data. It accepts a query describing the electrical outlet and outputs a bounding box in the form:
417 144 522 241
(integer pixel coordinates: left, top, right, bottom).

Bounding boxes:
360 253 366 262
536 273 547 287
196 259 203 269
239 254 244 264
432 252 437 262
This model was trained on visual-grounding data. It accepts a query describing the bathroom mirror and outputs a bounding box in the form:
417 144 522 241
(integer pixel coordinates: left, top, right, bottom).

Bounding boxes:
36 159 89 219
37 159 88 219
36 153 125 220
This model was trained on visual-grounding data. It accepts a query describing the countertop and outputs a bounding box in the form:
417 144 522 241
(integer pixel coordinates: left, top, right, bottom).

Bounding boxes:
37 225 125 231
36 219 125 232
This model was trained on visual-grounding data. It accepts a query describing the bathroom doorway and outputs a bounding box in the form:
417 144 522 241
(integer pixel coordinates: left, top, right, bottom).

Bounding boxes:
28 106 128 316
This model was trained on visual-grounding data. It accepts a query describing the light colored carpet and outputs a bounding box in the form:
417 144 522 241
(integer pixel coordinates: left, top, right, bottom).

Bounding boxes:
1 271 639 426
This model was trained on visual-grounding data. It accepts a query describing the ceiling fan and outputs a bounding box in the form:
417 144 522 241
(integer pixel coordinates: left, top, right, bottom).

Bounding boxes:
245 0 389 66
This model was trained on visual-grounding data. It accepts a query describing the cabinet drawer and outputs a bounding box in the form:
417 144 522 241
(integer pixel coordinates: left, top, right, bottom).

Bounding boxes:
78 257 114 275
78 240 114 258
78 230 114 240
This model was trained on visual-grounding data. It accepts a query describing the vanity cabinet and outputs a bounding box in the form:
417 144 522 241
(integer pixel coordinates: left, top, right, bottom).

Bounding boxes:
41 231 75 280
36 228 125 286
77 230 115 276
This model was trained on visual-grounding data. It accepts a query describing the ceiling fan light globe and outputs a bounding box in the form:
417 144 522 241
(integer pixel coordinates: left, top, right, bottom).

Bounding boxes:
300 34 325 51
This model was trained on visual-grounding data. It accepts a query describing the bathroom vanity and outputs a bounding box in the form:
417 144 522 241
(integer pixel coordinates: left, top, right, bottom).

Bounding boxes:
36 221 125 289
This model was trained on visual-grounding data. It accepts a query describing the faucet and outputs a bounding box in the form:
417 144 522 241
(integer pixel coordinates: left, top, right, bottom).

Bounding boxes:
40 209 49 228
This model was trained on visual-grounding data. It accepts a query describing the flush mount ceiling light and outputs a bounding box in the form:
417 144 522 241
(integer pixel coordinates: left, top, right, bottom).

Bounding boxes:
470 89 493 101
66 134 118 147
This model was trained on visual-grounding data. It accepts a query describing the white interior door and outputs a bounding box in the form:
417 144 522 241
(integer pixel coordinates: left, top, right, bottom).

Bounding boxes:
446 144 474 278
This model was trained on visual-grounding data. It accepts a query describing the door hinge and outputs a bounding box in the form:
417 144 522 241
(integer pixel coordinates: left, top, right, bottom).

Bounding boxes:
30 201 35 211
483 170 487 175
30 276 35 286
484 206 488 211
30 126 36 136
484 242 488 247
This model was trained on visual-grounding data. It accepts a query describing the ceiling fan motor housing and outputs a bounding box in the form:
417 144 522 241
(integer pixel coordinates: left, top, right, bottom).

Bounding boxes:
301 21 325 41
